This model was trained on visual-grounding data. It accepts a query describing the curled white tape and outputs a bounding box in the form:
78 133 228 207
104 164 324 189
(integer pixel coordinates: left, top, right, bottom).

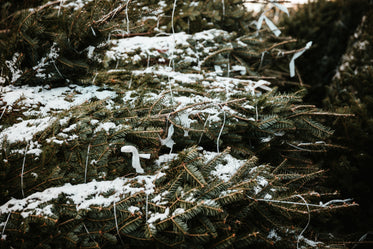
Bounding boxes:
289 41 312 77
121 145 150 173
159 124 175 150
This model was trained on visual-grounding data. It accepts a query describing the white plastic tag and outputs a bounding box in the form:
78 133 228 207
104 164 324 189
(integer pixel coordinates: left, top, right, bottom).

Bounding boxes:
289 41 312 77
121 145 150 173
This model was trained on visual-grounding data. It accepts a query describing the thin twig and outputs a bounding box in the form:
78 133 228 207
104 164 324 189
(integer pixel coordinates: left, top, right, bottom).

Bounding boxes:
169 101 212 115
94 0 132 26
281 47 311 56
262 39 297 53
112 31 153 38
200 48 234 66
21 143 29 198
296 194 310 249
235 75 277 80
113 201 125 246
166 98 246 116
84 144 91 183
291 105 316 111
0 105 7 121
295 66 304 87
247 195 353 208
125 0 130 34
0 29 10 34
217 110 226 153
0 213 11 239
289 111 355 118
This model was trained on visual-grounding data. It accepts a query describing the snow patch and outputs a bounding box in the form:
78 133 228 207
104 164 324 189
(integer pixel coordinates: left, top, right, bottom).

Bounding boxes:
204 151 245 182
0 117 55 146
5 53 23 83
0 174 164 217
147 207 170 224
268 229 281 241
0 85 117 117
94 122 117 133
155 153 178 166
128 206 140 214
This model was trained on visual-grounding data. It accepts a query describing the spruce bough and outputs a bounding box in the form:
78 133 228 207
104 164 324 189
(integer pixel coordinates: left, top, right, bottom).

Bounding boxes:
0 0 355 248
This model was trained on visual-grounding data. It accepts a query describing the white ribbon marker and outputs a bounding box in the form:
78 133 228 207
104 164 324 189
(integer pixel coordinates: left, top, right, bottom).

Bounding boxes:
289 41 312 77
179 113 192 137
121 145 150 174
257 13 281 37
271 0 289 16
159 124 176 150
256 2 289 37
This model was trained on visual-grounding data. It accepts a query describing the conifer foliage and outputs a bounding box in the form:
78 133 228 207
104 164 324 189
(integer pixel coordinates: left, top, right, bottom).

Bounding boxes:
281 0 370 103
282 0 373 236
0 0 355 248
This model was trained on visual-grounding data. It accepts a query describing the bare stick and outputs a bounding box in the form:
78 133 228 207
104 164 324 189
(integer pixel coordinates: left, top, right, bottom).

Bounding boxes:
21 144 29 198
94 0 132 26
84 144 91 183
